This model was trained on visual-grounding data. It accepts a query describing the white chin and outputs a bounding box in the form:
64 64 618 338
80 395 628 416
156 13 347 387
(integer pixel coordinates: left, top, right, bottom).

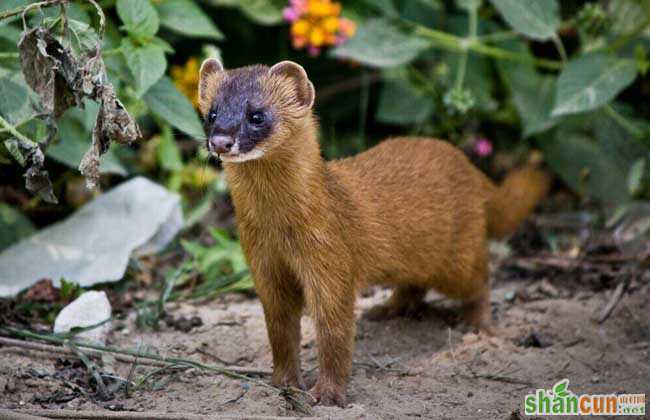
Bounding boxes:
219 148 265 163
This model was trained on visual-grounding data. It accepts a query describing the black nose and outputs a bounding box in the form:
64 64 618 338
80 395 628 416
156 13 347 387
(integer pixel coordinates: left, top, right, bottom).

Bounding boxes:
209 135 234 154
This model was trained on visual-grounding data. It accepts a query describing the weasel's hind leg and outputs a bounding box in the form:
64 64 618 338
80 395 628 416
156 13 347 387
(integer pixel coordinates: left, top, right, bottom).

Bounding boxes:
364 285 427 321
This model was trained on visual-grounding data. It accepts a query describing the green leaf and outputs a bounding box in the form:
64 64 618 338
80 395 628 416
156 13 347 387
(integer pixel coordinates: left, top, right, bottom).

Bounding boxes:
4 138 25 166
0 203 35 252
496 39 558 135
376 70 434 125
237 0 284 25
65 19 99 56
540 130 631 204
157 125 184 171
122 39 167 97
365 0 399 16
608 0 650 36
0 76 29 124
157 0 223 39
143 76 204 139
627 159 646 196
552 54 638 117
116 0 160 38
331 18 430 67
489 0 559 40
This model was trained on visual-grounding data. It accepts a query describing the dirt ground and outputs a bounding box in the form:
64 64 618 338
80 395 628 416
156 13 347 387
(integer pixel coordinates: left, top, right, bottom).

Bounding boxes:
1 257 649 419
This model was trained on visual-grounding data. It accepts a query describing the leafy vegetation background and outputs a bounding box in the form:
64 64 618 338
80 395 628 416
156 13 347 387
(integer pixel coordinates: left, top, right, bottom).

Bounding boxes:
1 0 649 251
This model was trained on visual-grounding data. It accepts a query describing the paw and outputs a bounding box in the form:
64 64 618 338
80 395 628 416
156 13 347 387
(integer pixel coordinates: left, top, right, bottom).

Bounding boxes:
271 370 305 390
364 302 425 321
309 381 346 407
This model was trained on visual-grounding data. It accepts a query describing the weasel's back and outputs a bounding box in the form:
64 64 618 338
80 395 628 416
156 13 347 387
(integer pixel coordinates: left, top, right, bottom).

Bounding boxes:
329 137 493 207
327 138 495 292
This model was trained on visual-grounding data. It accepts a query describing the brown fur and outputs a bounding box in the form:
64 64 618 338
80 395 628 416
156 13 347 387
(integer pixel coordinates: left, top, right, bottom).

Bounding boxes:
198 61 551 406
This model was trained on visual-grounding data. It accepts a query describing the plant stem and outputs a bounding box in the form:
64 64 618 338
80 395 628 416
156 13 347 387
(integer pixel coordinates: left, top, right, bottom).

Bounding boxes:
603 104 645 140
0 0 63 21
478 30 518 43
0 52 20 59
609 13 650 52
552 34 568 64
0 115 38 148
454 5 479 90
411 24 563 70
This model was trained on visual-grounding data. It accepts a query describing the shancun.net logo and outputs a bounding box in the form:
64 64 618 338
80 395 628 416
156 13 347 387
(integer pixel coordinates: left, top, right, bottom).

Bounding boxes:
524 379 645 416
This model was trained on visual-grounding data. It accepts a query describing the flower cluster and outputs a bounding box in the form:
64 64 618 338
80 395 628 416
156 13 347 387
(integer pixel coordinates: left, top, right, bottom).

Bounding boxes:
283 0 356 56
171 57 200 109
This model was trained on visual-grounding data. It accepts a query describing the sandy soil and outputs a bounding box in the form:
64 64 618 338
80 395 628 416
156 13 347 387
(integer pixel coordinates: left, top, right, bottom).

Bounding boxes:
1 265 648 419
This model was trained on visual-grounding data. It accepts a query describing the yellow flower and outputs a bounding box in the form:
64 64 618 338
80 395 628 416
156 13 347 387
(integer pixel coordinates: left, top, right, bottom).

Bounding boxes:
309 26 325 47
292 19 310 37
323 16 339 33
171 57 200 108
285 0 355 55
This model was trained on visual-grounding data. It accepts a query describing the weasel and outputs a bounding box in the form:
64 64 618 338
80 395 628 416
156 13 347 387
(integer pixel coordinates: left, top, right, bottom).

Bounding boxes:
197 59 551 407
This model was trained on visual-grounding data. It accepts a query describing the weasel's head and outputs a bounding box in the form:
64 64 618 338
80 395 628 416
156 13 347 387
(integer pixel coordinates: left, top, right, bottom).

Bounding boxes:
198 59 315 163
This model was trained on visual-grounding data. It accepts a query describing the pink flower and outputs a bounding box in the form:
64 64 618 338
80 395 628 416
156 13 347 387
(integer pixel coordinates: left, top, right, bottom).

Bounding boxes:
283 7 300 22
473 138 493 157
307 45 321 56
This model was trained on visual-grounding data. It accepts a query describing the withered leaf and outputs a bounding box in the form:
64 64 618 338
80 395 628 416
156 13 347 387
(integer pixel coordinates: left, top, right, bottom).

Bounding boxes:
18 27 80 119
24 143 58 204
16 21 141 196
79 84 141 188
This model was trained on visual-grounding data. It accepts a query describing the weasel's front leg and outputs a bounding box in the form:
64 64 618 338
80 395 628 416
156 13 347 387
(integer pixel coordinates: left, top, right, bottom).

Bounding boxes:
302 263 356 407
253 264 305 389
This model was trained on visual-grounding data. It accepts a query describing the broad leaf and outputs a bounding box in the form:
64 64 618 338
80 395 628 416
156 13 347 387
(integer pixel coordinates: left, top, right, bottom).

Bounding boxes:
0 76 29 124
552 54 637 117
489 0 559 40
496 39 559 136
331 18 430 67
238 0 284 25
65 19 99 56
158 125 184 172
157 0 224 39
376 70 434 125
143 76 204 139
116 0 160 38
122 39 167 97
540 130 631 204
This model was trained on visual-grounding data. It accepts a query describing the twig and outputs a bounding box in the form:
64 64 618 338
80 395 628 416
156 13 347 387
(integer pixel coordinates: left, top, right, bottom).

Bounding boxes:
593 277 630 324
66 341 109 400
469 372 532 386
0 0 62 21
447 327 457 365
2 409 317 420
0 336 271 376
0 330 313 415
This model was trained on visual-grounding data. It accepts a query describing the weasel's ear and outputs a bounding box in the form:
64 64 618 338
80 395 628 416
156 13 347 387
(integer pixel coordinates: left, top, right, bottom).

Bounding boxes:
269 61 315 109
199 58 224 116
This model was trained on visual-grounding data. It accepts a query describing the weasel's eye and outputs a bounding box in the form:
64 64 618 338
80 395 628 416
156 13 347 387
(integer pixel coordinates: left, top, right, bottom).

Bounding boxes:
208 111 217 123
248 111 265 126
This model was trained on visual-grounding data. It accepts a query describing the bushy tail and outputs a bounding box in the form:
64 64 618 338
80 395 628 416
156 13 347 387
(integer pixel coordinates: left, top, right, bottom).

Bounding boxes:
486 166 552 240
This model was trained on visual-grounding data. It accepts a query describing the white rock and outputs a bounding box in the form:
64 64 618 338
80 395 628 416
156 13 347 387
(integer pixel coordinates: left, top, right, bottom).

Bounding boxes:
54 291 112 345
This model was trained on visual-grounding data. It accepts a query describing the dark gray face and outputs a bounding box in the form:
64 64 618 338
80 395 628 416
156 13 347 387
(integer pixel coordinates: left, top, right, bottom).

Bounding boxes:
203 66 275 156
